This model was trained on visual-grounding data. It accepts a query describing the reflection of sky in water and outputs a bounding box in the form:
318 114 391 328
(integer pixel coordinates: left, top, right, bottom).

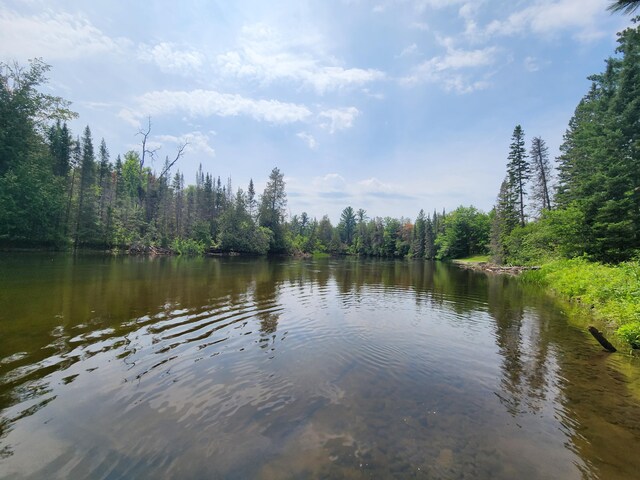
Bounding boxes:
0 255 639 478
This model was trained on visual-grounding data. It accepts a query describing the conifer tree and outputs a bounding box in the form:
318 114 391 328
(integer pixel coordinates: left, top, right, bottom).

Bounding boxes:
74 126 99 246
490 178 519 263
338 206 357 245
507 125 529 227
259 167 288 252
529 136 552 214
410 209 426 258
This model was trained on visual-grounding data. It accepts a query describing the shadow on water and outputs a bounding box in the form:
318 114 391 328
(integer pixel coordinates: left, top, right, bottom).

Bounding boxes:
0 253 639 479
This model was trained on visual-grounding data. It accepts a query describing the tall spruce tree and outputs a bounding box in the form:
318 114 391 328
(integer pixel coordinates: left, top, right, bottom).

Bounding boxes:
529 136 552 214
338 206 357 246
507 125 530 227
490 178 520 263
259 167 288 252
74 125 99 246
410 209 426 258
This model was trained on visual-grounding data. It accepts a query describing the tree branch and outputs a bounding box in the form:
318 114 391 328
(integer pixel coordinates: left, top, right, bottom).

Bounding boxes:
137 116 159 171
159 141 188 179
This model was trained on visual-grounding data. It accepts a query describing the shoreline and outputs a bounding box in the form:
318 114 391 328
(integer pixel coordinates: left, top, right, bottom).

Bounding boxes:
452 260 540 275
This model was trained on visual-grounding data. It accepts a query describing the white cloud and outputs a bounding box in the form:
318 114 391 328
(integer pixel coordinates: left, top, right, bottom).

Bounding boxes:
119 89 312 126
398 43 418 58
137 42 204 74
313 173 347 190
353 177 414 199
156 131 216 157
362 88 385 100
296 132 318 150
319 107 360 133
373 0 466 14
485 0 607 41
217 23 385 94
0 9 128 60
402 44 497 93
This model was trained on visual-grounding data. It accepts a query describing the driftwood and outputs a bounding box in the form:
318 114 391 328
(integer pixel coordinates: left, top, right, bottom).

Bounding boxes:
454 261 540 276
588 326 617 353
127 244 173 256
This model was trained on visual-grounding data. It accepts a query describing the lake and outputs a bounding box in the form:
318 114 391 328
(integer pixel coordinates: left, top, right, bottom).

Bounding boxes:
1 254 639 479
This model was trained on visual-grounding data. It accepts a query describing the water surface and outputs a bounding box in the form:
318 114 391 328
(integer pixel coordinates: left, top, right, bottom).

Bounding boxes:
0 255 639 479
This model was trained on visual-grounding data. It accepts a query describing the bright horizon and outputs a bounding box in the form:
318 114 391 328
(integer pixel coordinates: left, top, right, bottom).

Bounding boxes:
0 0 631 222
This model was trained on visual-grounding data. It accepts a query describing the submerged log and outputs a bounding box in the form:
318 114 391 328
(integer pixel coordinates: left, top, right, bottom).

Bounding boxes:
588 326 617 353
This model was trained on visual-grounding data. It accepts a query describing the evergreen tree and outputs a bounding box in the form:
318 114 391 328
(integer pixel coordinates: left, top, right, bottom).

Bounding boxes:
490 178 520 263
507 125 530 227
259 167 288 252
554 20 640 261
529 136 552 214
424 216 436 260
247 179 257 220
97 138 111 239
410 209 426 258
48 120 72 177
338 206 357 245
74 126 99 246
608 1 640 14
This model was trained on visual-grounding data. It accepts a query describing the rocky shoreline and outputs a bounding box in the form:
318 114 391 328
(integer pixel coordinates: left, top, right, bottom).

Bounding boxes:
453 261 540 275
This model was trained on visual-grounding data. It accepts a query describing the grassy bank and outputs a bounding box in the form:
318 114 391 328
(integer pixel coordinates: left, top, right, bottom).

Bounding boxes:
521 258 640 349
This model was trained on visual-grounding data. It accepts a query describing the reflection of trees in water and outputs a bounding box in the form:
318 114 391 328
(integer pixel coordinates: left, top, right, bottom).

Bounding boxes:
4 256 640 476
253 260 284 338
487 275 553 417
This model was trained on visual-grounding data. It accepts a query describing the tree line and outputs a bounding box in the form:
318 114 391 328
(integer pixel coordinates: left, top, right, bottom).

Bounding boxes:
0 59 491 259
1 16 638 263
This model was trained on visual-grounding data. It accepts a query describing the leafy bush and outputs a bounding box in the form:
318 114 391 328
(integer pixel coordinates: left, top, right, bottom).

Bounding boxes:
171 238 206 256
522 258 640 348
618 322 640 349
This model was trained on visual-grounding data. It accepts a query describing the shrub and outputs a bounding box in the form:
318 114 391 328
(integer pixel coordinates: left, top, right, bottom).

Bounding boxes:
171 238 206 256
618 322 640 349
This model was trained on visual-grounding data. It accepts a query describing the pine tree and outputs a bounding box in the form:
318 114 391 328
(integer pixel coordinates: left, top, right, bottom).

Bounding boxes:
608 1 640 14
410 209 426 258
247 179 257 220
490 178 519 263
529 136 552 214
259 167 288 252
338 206 357 245
74 126 99 246
424 216 435 259
507 125 529 227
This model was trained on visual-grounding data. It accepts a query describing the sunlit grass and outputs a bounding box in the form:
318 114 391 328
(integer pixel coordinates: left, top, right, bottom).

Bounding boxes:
522 258 640 349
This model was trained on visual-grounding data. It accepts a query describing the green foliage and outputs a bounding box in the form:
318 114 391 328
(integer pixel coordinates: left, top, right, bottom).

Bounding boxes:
554 19 640 262
618 322 640 349
0 59 76 175
507 125 529 227
522 258 640 348
171 237 206 256
259 167 289 253
0 152 66 245
0 59 75 246
338 206 357 246
608 1 640 15
436 206 490 260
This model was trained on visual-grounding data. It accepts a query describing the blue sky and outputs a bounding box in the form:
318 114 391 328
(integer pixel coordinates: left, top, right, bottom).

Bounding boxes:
0 0 630 221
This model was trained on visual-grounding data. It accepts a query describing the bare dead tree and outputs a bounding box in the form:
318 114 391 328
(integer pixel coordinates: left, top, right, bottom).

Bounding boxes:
137 116 159 171
159 141 189 179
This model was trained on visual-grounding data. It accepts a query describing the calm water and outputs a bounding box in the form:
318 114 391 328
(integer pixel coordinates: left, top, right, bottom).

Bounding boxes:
0 255 639 479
